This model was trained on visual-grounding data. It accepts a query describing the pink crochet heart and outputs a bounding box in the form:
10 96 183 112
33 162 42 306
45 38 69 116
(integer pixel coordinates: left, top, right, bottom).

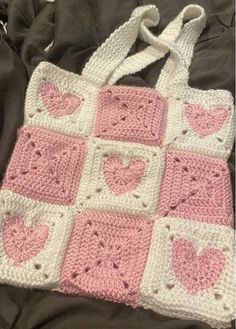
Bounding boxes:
185 104 229 137
41 82 81 117
103 156 145 194
172 238 225 294
3 216 49 264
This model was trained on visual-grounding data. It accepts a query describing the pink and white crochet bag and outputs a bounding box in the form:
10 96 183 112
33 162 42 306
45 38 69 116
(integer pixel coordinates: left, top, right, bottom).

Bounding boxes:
0 4 235 328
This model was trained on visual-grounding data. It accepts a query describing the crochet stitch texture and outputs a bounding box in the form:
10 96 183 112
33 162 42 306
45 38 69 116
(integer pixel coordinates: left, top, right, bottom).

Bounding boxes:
0 4 234 329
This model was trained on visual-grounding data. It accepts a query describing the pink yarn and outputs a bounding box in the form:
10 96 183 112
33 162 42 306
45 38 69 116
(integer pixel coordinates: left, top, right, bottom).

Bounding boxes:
172 238 226 294
185 104 229 137
61 211 153 307
3 216 49 264
103 156 146 194
157 150 233 226
4 127 87 205
41 82 82 117
95 86 167 146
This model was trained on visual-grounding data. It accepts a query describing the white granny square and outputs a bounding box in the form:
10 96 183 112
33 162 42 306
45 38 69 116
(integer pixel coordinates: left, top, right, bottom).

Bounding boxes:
24 61 99 138
76 138 165 216
141 217 235 329
0 190 75 289
164 90 235 159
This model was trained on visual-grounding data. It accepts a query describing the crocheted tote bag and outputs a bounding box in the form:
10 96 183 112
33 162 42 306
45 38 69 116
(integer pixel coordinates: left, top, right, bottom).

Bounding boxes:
0 4 235 328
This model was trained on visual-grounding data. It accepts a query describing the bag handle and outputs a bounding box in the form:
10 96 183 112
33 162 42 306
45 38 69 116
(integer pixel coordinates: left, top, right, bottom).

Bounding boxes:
156 5 206 91
107 5 206 86
81 5 160 87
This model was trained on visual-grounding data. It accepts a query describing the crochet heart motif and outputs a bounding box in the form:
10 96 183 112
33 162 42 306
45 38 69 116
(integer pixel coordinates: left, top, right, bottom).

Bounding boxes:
185 104 229 137
41 82 81 117
172 238 225 294
103 156 146 194
3 216 49 264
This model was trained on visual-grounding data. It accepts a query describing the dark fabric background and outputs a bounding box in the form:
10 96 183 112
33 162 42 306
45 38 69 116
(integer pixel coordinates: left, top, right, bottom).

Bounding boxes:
0 0 234 328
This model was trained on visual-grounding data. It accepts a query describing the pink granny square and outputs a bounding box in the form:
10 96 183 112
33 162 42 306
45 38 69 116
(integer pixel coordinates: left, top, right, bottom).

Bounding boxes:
61 211 153 306
95 86 167 146
157 150 233 226
4 127 87 205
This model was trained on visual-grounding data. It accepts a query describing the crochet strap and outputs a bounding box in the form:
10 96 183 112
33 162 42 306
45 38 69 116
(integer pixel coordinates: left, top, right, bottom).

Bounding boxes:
81 5 160 87
156 5 206 91
107 5 206 86
159 4 206 66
